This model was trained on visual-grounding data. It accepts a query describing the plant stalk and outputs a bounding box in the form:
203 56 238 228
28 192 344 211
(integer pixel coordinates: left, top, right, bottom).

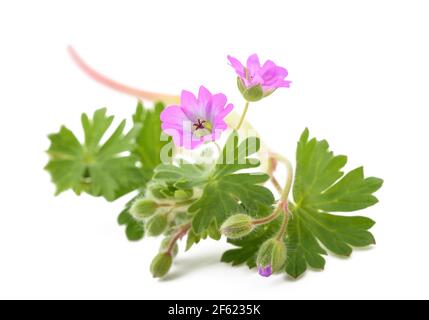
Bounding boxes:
235 101 250 131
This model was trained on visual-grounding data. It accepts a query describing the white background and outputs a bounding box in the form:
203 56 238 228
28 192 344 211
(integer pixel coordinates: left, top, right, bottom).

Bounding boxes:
0 0 428 300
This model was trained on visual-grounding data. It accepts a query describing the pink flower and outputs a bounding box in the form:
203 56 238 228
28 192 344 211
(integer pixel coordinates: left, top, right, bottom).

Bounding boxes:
228 54 291 101
161 86 233 149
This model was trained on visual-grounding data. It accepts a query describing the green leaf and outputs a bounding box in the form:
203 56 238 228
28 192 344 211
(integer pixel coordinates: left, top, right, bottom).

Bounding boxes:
188 132 274 234
133 101 170 172
286 128 383 278
190 173 273 234
186 222 223 251
153 130 261 189
185 230 202 251
45 108 145 201
293 128 383 212
214 131 261 177
153 162 211 189
284 212 327 277
221 128 383 279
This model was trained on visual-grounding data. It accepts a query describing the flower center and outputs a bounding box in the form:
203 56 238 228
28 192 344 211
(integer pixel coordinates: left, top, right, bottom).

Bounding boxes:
192 119 212 138
193 119 206 131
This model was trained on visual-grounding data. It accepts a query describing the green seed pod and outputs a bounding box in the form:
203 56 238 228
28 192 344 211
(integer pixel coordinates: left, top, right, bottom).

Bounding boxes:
150 252 173 278
146 214 168 236
237 78 264 102
160 237 178 257
220 214 254 239
130 199 158 219
256 238 287 276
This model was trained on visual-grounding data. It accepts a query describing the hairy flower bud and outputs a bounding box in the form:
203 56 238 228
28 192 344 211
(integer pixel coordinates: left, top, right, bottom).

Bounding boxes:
130 199 158 219
150 252 172 278
174 189 193 200
149 185 168 199
220 214 254 239
256 238 287 277
160 237 178 257
146 214 168 236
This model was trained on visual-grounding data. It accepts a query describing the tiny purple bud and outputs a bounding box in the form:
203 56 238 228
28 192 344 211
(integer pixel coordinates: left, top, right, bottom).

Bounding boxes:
258 265 273 277
256 239 287 277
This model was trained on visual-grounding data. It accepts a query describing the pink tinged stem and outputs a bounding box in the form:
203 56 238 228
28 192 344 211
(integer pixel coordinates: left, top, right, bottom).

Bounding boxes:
166 223 191 255
67 46 180 104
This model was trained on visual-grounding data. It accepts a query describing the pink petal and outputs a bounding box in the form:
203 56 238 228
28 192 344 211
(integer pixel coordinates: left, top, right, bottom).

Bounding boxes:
261 60 276 73
209 93 227 120
198 86 213 118
180 90 199 120
188 137 205 150
161 120 190 133
276 80 292 88
212 93 227 109
227 55 245 78
160 105 188 124
181 90 197 106
216 103 234 119
198 86 212 105
162 127 184 147
213 120 228 131
261 68 280 85
246 54 261 73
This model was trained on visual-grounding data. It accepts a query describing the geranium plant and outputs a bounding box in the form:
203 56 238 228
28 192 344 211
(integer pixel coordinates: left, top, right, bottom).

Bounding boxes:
45 48 383 279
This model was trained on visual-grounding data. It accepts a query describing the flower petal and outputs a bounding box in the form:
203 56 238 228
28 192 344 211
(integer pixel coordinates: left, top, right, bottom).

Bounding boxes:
198 85 213 118
209 93 227 120
181 90 197 107
227 55 245 78
217 103 234 119
160 105 188 124
198 86 212 105
276 80 292 88
180 90 199 120
258 265 272 277
161 86 233 150
261 60 276 73
246 54 261 73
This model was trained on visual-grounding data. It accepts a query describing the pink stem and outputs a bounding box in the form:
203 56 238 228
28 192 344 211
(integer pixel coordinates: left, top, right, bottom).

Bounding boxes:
166 223 191 254
67 46 180 104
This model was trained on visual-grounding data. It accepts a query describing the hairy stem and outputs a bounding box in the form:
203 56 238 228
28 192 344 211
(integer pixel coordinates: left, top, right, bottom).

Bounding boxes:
272 153 293 239
235 101 250 131
252 203 284 225
174 199 197 207
252 154 294 227
166 223 191 254
273 153 294 203
267 156 282 194
276 202 290 240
